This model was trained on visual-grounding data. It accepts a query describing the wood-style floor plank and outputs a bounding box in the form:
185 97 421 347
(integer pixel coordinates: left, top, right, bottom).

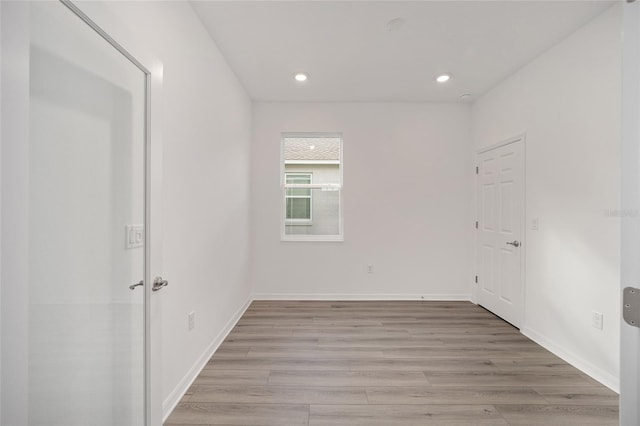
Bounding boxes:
191 369 269 386
380 346 546 359
165 301 619 426
347 358 500 373
268 370 431 387
204 357 351 371
308 404 509 426
365 386 548 405
425 371 596 387
532 385 620 406
165 403 309 425
495 404 619 425
222 335 318 348
247 347 384 359
491 356 584 373
187 385 369 404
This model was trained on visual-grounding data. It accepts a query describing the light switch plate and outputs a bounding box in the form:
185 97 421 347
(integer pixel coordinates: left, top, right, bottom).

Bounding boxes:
126 225 144 249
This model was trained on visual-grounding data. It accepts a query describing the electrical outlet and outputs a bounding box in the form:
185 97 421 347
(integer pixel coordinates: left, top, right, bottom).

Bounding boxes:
188 311 195 331
592 311 603 330
367 265 373 274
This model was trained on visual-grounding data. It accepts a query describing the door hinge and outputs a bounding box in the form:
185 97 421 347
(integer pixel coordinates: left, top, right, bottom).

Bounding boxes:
623 287 640 328
475 275 478 284
475 221 478 229
476 166 479 175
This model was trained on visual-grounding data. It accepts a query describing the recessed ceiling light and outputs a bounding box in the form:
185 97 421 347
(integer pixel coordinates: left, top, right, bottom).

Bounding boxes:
436 74 451 83
294 73 308 82
309 145 316 150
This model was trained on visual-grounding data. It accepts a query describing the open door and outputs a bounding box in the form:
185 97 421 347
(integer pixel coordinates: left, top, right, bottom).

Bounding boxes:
622 1 640 424
1 1 164 424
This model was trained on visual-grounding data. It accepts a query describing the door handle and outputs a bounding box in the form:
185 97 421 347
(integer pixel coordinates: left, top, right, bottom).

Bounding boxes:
129 280 143 290
506 240 521 247
152 276 168 292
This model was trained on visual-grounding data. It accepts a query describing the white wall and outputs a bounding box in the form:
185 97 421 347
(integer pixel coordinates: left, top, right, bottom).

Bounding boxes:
251 102 472 299
94 1 253 416
1 3 29 424
472 5 622 390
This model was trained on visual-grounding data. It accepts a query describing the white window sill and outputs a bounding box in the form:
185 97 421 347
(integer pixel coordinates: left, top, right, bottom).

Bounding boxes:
281 235 344 242
285 220 313 226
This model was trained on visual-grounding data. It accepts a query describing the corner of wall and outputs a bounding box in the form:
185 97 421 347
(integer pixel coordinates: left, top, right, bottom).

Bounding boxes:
521 326 619 392
470 6 621 390
162 295 253 422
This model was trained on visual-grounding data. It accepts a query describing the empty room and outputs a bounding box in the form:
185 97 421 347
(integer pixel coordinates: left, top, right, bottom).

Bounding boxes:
2 0 640 425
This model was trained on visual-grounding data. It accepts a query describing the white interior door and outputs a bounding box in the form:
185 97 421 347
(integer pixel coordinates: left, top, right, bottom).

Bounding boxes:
1 1 163 424
621 2 640 424
476 137 525 328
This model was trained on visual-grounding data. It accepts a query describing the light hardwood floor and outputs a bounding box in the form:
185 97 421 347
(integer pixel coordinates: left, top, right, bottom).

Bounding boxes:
165 301 619 426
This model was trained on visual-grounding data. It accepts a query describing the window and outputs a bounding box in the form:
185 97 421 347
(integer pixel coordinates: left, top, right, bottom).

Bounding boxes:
285 173 312 222
282 134 342 241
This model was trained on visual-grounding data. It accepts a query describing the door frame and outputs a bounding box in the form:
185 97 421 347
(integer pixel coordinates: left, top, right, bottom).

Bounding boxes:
57 2 164 423
0 1 165 424
63 2 166 423
621 1 640 423
473 134 527 329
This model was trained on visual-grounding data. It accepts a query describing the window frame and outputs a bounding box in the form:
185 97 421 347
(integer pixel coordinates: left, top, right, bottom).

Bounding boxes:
281 133 344 242
285 172 313 224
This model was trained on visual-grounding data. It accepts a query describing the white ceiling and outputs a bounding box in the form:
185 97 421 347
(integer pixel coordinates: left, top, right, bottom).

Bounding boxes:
191 1 615 102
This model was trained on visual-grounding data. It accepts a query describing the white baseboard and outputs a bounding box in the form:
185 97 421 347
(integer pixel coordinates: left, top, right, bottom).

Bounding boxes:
162 296 253 422
251 293 471 301
521 326 619 393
